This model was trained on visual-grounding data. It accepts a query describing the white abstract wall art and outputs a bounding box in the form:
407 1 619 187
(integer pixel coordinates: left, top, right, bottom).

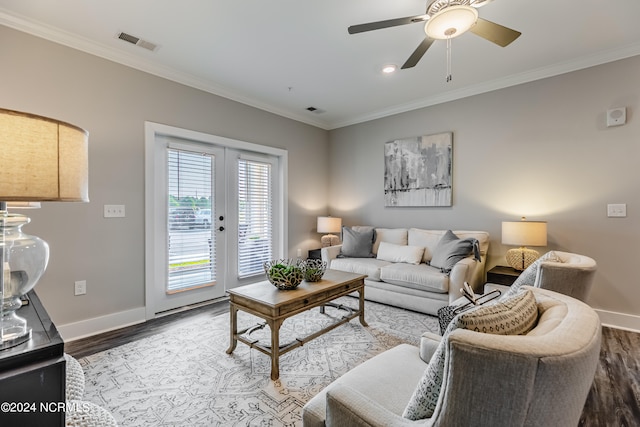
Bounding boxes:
384 132 453 207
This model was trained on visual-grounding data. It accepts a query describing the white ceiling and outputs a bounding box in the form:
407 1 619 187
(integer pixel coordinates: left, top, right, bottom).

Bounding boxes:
1 0 640 130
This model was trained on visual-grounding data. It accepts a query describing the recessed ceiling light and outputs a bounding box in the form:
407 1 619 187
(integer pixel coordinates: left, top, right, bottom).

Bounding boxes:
382 65 397 74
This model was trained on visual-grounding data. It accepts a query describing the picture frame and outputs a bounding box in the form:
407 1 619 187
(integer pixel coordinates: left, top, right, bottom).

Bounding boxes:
384 132 453 207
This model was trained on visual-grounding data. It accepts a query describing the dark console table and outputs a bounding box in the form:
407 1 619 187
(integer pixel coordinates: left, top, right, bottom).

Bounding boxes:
0 291 65 426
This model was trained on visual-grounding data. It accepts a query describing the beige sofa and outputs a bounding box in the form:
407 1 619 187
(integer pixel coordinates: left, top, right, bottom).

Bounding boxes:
303 287 602 427
322 228 490 315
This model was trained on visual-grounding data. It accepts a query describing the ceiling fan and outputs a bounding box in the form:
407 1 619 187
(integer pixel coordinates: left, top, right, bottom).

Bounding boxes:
348 0 521 71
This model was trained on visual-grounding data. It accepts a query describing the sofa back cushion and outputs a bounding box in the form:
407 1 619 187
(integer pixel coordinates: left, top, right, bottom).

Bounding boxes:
408 229 444 263
373 228 408 254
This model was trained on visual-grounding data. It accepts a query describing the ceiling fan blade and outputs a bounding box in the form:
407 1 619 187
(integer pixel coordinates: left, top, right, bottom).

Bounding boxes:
401 37 435 69
469 17 521 47
348 14 428 34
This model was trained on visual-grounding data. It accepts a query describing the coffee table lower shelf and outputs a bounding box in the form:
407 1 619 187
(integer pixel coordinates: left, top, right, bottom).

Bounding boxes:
225 270 367 380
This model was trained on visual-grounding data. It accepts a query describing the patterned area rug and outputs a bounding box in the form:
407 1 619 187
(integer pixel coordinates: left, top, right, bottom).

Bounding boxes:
80 297 439 426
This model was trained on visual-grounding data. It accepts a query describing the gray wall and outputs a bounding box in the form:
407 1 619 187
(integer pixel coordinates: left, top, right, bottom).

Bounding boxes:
329 55 640 327
3 23 638 332
1 26 330 327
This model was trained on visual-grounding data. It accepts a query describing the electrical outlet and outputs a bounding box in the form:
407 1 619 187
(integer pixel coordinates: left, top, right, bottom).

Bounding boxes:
104 204 126 218
607 203 627 218
74 280 87 296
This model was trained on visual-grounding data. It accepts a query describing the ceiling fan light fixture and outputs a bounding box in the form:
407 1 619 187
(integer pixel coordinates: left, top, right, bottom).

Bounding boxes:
425 5 478 39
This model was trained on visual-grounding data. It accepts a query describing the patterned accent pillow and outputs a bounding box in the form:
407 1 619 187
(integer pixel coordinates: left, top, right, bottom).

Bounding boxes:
454 289 538 334
506 251 562 297
403 290 538 420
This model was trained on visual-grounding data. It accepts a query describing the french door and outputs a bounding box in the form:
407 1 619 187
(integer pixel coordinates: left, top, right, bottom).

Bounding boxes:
157 138 226 313
145 123 286 318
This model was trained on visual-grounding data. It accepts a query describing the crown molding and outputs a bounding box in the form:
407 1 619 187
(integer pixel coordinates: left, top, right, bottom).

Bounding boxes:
0 10 331 130
2 9 640 131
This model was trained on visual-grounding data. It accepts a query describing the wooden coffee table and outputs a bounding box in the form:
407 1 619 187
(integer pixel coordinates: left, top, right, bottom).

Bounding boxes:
226 269 367 380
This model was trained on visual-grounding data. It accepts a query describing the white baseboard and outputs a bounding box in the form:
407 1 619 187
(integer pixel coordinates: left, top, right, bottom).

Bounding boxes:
595 308 640 333
57 306 640 343
58 307 147 342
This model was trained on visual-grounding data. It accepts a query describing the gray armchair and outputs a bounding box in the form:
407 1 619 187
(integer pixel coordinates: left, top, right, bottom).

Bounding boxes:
486 251 597 302
303 287 602 427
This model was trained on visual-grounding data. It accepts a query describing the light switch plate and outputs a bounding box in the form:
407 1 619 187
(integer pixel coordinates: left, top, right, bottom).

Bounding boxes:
104 204 126 218
607 204 627 218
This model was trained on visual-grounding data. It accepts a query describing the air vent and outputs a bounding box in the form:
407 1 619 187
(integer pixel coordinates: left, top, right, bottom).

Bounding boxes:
116 32 158 52
306 107 325 114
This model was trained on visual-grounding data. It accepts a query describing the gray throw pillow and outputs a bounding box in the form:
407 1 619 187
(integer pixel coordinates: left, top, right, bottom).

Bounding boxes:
338 226 375 258
429 230 480 272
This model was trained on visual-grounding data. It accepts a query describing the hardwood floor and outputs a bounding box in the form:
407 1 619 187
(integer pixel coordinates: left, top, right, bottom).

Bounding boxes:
65 300 228 358
579 327 640 427
65 305 640 426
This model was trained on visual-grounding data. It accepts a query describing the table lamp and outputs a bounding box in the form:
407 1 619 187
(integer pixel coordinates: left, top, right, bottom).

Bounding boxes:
317 216 342 247
501 218 547 271
0 108 89 349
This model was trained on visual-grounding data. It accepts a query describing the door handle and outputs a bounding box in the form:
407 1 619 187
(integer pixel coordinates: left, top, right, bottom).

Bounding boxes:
218 226 225 231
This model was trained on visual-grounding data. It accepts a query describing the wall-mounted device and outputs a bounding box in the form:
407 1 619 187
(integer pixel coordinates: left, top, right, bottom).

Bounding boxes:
607 107 626 127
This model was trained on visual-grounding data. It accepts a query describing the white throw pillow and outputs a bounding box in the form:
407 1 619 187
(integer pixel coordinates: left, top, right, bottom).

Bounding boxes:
376 241 424 265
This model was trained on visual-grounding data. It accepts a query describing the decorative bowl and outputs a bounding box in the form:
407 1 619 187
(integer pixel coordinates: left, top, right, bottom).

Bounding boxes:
303 259 327 282
264 259 304 290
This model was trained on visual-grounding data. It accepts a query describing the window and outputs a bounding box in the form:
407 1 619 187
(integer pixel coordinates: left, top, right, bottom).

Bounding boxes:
167 148 214 293
237 158 272 278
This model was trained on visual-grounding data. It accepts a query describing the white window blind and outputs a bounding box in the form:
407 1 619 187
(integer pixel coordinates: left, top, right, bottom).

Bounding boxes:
238 158 272 278
167 148 215 293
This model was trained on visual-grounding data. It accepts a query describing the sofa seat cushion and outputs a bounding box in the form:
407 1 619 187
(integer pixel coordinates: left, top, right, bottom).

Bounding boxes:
379 263 449 293
330 258 392 281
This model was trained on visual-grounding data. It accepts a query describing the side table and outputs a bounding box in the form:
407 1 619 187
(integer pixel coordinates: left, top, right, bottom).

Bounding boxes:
308 248 322 260
486 266 521 286
0 291 66 427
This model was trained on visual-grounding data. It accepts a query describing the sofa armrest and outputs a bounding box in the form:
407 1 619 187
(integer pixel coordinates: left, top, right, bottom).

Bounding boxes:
321 245 342 268
420 332 442 363
326 383 429 427
447 257 477 303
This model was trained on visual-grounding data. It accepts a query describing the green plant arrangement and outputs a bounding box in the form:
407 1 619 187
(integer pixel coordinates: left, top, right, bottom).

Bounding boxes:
303 259 327 282
264 259 304 290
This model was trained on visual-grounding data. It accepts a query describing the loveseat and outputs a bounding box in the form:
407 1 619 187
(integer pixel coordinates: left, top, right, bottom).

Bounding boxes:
303 287 602 426
321 227 490 316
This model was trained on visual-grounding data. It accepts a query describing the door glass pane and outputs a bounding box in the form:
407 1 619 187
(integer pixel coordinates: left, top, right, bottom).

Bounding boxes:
238 158 272 278
167 149 214 293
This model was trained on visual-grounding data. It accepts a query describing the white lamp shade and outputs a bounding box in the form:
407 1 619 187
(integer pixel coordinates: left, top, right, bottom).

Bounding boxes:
317 216 342 234
425 5 478 39
0 108 89 202
502 221 547 247
6 202 41 209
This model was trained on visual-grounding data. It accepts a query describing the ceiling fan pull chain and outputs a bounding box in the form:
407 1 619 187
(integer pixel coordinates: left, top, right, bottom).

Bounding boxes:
446 36 452 82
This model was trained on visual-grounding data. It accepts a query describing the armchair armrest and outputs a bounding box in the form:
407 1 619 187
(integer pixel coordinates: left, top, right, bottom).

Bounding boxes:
326 383 429 427
420 331 442 363
321 245 342 268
